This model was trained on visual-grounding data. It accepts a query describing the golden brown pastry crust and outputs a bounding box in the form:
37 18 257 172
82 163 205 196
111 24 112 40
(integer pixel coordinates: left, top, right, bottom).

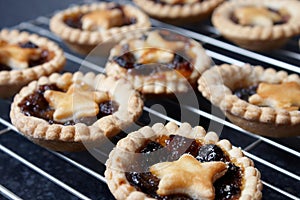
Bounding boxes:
0 29 65 98
212 0 300 51
249 82 300 111
198 64 300 137
105 30 211 95
133 0 224 24
105 122 262 200
10 72 144 151
50 2 151 55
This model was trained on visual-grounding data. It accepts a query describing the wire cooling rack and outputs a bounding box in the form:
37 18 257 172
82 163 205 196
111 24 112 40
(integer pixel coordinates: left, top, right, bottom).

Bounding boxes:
0 1 300 199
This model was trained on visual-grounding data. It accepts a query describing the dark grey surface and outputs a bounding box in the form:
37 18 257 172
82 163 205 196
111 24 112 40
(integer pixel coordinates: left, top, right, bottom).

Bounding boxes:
0 131 114 200
0 0 82 28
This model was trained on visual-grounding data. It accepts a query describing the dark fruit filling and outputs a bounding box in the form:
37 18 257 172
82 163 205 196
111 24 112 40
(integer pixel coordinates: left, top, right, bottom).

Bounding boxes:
28 49 52 67
0 41 52 71
64 13 84 29
0 63 11 71
171 53 192 77
18 84 119 126
233 85 258 102
140 141 163 153
113 51 136 69
126 172 160 197
97 100 119 119
113 52 193 77
20 41 52 67
197 144 227 162
64 5 136 30
125 135 242 200
214 163 243 200
18 84 62 125
230 14 240 25
19 41 39 49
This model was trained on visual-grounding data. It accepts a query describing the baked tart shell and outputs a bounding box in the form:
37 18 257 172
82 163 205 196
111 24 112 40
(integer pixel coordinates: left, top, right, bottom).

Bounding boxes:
10 72 144 151
105 31 211 95
0 29 65 98
50 2 151 55
226 112 300 138
133 0 224 24
105 122 262 200
212 0 300 51
198 64 300 137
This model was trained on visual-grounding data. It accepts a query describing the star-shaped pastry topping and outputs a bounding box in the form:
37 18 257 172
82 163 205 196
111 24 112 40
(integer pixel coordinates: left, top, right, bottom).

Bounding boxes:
133 48 174 64
129 31 187 65
149 154 227 199
0 43 41 69
146 31 185 52
249 82 300 111
234 7 285 27
81 9 123 31
44 83 110 123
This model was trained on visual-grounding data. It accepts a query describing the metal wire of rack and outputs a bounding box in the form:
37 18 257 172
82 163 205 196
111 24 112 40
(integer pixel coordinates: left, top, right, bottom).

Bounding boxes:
0 2 300 200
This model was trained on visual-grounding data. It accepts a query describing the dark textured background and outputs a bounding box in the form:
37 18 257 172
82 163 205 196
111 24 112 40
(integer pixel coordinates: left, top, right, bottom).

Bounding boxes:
0 0 82 28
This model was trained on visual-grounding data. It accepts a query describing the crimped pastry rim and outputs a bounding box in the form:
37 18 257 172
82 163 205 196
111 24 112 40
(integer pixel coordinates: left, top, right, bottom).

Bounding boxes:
105 31 211 94
212 0 300 41
0 29 65 88
50 2 151 46
133 0 224 19
10 71 144 145
105 122 262 200
198 64 300 128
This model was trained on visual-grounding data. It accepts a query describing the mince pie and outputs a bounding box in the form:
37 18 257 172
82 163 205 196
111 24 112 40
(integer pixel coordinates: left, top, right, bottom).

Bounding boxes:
212 0 300 51
198 64 300 137
10 72 144 151
133 0 224 24
50 2 151 55
0 29 65 98
105 30 211 95
105 122 262 200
